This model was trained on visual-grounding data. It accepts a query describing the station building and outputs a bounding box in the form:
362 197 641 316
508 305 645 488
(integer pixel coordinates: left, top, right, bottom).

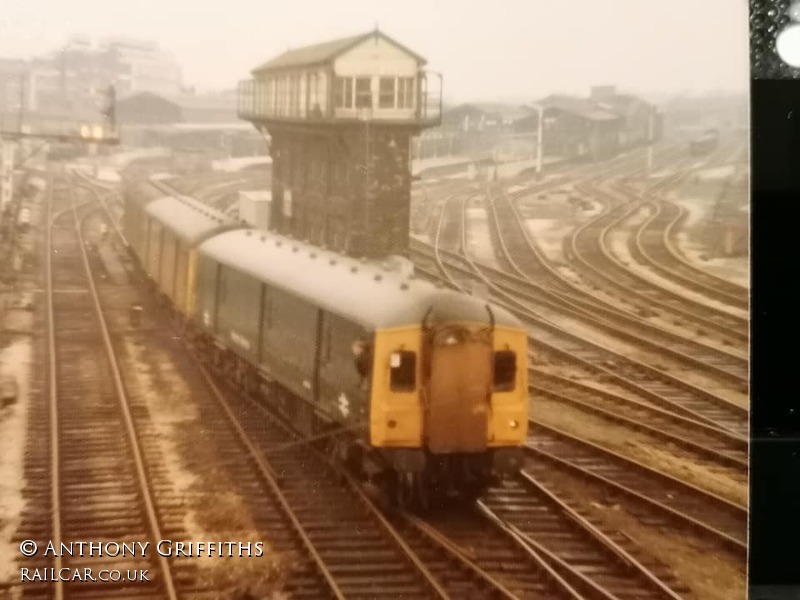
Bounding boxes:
238 29 441 259
588 86 661 148
519 86 664 162
115 91 267 159
0 36 181 120
524 95 622 161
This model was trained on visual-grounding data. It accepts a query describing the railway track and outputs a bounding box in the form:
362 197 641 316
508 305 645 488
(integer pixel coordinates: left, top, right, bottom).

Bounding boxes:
413 189 749 567
191 340 616 599
459 141 747 358
566 181 748 345
413 199 748 438
631 200 749 309
14 175 180 599
528 369 748 471
479 479 688 599
190 365 456 599
483 191 747 388
392 511 584 599
206 387 700 600
421 147 749 397
524 422 748 556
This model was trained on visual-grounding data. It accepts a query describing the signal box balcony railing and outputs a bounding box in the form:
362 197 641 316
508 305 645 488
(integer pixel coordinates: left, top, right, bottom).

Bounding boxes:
237 72 442 128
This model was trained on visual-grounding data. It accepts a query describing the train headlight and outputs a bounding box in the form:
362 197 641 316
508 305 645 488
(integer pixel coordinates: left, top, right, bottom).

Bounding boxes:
508 419 519 429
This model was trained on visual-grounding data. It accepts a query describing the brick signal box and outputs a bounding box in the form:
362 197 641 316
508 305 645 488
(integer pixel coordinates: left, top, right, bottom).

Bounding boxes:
238 30 441 259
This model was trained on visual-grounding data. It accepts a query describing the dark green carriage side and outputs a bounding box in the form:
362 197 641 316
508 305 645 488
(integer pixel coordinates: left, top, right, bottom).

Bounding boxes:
217 265 261 361
194 234 372 428
194 252 220 331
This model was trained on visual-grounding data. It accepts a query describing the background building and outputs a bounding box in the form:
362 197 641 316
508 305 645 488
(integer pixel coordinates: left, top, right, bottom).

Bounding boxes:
115 90 265 158
0 36 182 122
429 86 663 164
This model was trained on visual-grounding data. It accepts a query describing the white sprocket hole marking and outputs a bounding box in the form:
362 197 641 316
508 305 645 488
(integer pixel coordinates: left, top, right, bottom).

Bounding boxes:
777 24 800 68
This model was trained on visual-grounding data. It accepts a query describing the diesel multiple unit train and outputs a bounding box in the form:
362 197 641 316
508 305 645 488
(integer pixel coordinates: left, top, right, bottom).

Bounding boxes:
122 179 529 505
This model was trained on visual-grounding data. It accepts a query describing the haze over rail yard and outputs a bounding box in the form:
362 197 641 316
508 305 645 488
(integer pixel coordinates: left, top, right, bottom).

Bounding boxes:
0 4 748 599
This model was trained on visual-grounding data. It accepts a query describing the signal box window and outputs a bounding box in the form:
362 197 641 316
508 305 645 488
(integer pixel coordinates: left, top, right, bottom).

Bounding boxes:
379 77 395 108
493 350 516 392
355 77 372 109
397 77 414 109
335 77 353 109
389 350 416 392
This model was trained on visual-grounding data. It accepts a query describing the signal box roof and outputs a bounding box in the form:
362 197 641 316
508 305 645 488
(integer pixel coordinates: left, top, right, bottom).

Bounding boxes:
252 30 426 74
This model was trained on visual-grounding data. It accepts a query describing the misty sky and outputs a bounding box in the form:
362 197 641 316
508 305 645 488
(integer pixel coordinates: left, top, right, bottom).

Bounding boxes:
1 0 749 102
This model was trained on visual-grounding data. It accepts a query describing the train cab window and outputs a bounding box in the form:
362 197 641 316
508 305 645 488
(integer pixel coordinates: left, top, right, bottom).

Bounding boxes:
389 350 416 392
493 350 516 392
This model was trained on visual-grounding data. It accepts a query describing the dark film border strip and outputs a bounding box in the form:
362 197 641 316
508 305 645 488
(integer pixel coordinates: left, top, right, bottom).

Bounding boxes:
750 0 800 595
752 0 797 78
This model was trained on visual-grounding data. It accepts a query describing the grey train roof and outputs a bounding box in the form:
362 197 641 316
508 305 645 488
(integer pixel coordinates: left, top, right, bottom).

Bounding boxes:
198 229 522 331
144 192 239 245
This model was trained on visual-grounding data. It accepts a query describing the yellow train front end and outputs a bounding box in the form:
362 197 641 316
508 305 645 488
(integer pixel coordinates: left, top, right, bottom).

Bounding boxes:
369 299 528 503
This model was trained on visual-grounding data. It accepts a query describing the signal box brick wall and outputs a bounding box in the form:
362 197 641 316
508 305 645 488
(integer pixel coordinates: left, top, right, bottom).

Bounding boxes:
269 125 411 259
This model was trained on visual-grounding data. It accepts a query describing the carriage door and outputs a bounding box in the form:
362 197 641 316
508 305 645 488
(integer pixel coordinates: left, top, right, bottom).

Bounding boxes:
424 324 492 453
